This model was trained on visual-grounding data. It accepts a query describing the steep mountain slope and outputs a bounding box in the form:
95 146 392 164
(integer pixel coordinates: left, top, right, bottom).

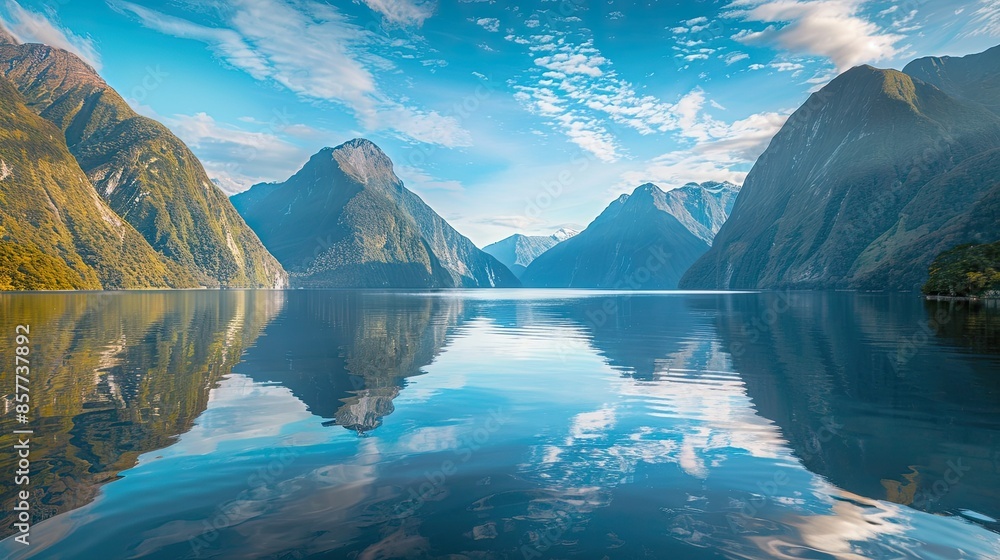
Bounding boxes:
681 60 1000 291
231 139 519 288
903 45 1000 115
0 76 194 289
0 38 286 288
483 228 578 277
520 184 711 289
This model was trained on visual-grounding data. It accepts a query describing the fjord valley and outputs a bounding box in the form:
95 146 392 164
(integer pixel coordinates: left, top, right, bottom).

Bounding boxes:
1 4 1000 559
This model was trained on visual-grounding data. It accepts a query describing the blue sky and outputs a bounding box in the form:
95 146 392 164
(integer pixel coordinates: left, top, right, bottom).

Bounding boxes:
1 0 998 246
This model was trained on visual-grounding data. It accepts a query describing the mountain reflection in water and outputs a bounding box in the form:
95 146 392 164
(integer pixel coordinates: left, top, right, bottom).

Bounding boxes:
1 290 998 559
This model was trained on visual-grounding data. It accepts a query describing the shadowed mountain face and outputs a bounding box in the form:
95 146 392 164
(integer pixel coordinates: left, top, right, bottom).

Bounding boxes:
682 50 1000 291
521 184 714 289
0 76 193 289
905 45 1000 115
0 38 286 288
232 139 519 288
237 291 468 432
0 291 284 538
483 228 578 278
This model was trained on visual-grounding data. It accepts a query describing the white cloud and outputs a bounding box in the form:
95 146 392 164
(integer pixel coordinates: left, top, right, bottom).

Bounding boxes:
534 50 607 76
724 52 750 65
395 165 465 192
114 0 470 148
621 95 789 190
0 1 102 69
475 17 500 32
166 112 310 193
727 0 905 71
771 61 804 71
362 0 437 27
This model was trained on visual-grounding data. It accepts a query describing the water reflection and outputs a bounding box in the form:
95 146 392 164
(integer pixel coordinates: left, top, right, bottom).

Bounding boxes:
710 293 1000 524
0 290 998 559
0 291 284 539
237 291 468 432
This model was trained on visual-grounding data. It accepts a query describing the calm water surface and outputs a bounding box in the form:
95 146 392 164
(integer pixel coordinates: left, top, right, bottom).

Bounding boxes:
1 290 999 559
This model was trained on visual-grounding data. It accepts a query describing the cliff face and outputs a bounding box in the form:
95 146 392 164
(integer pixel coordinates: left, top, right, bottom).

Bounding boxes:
681 60 1000 291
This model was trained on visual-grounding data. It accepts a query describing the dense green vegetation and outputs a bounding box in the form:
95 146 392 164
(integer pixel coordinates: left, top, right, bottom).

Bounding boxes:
0 41 286 289
0 75 196 290
923 242 1000 297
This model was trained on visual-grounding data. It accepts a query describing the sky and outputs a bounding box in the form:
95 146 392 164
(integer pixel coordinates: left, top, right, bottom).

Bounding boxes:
1 0 998 246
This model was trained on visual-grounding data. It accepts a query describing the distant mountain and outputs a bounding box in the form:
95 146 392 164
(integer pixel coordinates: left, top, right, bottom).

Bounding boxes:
0 37 286 288
231 139 520 288
0 75 194 289
652 181 739 245
682 48 1000 291
521 183 720 289
483 228 578 277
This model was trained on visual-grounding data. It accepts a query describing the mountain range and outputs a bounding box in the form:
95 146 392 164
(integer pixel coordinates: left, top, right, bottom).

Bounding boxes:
482 228 578 278
231 139 520 288
681 46 1000 291
2 27 998 294
520 182 739 289
0 33 286 289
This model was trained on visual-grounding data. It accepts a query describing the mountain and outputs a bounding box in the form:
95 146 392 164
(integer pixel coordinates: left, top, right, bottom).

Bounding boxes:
0 37 286 288
903 45 1000 115
0 74 195 289
520 184 715 289
681 51 1000 291
231 139 520 288
651 181 740 245
483 228 578 277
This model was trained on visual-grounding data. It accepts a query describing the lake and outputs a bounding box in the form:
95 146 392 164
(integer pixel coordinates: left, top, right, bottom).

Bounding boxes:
1 290 999 559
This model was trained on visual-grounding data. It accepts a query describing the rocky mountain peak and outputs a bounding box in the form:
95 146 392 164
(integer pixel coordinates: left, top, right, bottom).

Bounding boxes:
552 227 578 241
633 183 665 196
324 138 399 186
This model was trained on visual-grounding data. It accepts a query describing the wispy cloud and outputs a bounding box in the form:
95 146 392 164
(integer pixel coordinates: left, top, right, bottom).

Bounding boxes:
166 112 311 193
621 92 788 189
395 165 465 193
113 0 469 147
726 0 905 71
0 1 102 69
965 0 1000 36
362 0 437 27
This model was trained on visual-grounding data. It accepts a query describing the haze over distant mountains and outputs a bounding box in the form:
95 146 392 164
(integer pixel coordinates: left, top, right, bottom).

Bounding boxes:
682 46 1000 291
521 182 739 289
231 139 520 288
0 33 286 289
483 228 578 278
